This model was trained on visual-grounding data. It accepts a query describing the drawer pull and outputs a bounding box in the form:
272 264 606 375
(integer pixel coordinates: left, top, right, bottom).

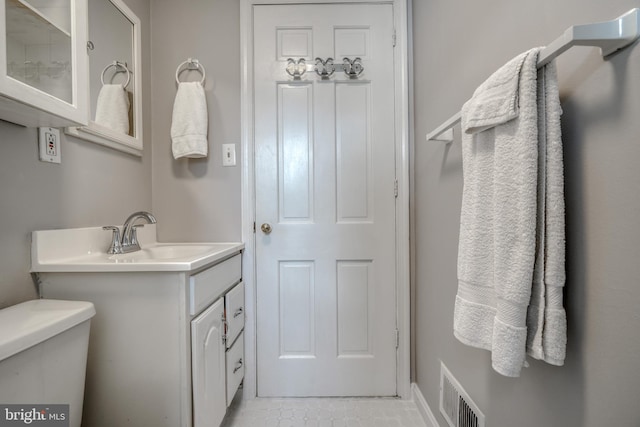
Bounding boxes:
233 307 244 318
233 358 243 374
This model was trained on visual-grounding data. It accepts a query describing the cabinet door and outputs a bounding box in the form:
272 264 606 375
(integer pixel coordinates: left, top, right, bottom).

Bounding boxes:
0 0 88 126
191 298 226 427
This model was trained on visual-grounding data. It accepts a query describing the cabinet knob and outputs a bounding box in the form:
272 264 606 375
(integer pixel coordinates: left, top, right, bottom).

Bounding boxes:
233 358 243 374
260 223 272 234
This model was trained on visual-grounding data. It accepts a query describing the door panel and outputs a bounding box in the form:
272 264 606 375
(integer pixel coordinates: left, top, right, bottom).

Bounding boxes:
279 261 316 357
254 3 396 397
336 83 372 221
278 83 314 222
337 260 374 356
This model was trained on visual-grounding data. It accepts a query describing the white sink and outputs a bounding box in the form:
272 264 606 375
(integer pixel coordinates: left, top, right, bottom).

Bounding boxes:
111 244 221 261
31 225 244 272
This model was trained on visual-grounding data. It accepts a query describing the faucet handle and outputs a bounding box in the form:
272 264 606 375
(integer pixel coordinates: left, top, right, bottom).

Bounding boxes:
103 226 122 255
130 224 144 247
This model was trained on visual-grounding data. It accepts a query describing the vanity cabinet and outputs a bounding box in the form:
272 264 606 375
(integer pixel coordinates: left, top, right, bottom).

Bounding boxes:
38 250 244 427
0 0 88 127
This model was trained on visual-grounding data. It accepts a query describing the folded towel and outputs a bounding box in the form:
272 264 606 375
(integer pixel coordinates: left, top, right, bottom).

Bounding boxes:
455 47 560 377
171 82 208 159
526 61 567 366
461 52 528 134
94 84 130 135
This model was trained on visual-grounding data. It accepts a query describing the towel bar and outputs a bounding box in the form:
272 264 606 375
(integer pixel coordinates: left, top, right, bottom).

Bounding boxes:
425 8 640 143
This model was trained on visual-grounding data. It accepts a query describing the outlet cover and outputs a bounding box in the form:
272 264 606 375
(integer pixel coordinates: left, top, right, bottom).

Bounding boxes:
38 127 61 164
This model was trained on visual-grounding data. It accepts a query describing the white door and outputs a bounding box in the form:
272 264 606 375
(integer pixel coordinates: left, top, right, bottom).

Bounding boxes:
254 3 397 397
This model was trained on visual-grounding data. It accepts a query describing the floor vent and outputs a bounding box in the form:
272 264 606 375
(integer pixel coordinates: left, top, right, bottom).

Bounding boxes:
439 362 485 427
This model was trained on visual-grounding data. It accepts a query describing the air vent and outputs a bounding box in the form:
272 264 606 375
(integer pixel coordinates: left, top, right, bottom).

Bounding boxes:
439 362 485 427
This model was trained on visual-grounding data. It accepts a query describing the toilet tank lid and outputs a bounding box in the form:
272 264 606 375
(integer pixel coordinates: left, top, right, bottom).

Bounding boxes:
0 299 95 362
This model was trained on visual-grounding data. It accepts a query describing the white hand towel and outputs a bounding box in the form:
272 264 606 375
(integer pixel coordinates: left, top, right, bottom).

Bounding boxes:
171 81 208 159
94 84 130 135
455 48 542 377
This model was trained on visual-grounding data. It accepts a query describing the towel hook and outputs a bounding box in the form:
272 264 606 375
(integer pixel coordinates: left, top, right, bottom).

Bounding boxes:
311 57 365 80
101 61 131 89
314 57 335 79
342 57 364 78
175 58 206 85
285 58 307 79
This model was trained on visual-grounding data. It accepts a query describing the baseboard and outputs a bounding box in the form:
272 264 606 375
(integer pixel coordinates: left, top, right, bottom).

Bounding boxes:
411 383 440 427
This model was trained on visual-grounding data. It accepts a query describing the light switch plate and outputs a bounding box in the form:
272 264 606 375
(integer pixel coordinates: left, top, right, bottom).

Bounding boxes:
222 143 236 167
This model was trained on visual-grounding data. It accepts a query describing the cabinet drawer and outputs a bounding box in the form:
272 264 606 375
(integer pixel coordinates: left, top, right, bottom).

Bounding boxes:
225 282 245 348
190 254 241 316
226 331 244 407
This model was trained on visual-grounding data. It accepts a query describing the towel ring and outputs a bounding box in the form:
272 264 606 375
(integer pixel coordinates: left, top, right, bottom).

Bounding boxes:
101 61 131 88
175 58 206 85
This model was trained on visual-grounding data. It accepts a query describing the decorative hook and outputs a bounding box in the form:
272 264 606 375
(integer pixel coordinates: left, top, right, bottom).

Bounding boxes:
342 57 364 78
314 57 335 79
286 58 307 79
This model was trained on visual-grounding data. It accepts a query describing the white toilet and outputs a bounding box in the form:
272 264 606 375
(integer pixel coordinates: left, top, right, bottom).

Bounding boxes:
0 299 95 427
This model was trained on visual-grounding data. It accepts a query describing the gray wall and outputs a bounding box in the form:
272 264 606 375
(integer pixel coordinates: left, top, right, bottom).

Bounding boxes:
150 0 242 243
412 1 640 426
0 0 152 309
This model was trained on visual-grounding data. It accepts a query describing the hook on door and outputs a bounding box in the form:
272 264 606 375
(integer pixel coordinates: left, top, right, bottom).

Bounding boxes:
312 57 365 79
285 58 307 80
314 57 335 79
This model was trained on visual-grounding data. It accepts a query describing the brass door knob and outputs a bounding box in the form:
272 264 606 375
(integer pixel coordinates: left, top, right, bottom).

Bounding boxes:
261 223 272 234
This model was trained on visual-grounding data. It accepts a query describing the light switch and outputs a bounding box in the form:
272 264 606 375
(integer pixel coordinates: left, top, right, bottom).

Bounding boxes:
222 143 236 167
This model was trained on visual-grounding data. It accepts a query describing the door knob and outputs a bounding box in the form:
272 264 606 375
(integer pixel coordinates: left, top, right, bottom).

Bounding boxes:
261 223 272 234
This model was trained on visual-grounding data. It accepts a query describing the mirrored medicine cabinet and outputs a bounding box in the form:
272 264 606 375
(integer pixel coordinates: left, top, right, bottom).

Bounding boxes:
65 0 142 156
1 0 88 127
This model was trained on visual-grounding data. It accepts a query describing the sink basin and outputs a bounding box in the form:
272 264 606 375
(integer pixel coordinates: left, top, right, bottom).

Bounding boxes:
31 225 244 272
110 244 223 261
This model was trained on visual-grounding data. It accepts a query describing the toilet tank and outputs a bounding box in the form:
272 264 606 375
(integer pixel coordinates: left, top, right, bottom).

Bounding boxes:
0 299 95 427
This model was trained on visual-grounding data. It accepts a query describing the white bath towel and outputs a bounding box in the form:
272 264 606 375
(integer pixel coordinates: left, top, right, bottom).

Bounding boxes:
94 84 130 135
171 81 208 159
454 47 566 377
526 62 567 366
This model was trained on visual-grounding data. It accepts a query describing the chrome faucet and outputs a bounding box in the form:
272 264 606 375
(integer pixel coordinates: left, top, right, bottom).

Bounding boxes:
103 211 157 254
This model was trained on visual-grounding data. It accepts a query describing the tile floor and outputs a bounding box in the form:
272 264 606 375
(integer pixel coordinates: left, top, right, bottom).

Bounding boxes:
220 395 427 427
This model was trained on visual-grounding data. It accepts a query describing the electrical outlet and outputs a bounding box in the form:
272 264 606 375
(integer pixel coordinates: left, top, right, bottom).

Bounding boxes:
222 143 236 167
38 127 61 164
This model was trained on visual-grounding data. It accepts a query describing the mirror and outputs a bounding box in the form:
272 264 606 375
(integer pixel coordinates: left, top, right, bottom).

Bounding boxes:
65 0 142 156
